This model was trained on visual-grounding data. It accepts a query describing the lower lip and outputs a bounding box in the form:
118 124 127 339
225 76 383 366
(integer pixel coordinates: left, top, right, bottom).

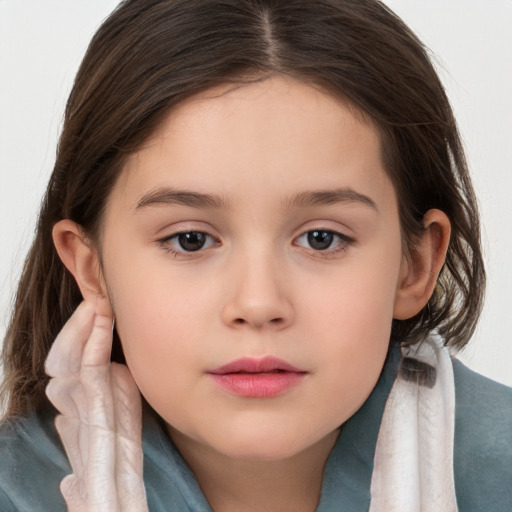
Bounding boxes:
209 372 305 398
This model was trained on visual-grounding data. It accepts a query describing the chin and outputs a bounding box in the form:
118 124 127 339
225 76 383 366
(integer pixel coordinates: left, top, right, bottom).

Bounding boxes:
208 424 332 462
216 438 306 462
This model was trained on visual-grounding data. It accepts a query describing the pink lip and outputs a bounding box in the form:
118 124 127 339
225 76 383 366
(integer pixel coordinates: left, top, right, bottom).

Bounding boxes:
208 357 307 398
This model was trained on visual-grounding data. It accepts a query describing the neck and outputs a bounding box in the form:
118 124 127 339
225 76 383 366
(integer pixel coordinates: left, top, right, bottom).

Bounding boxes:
168 426 340 512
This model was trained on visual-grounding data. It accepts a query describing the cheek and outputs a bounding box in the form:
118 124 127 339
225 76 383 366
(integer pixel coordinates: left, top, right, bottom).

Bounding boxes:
304 251 400 336
105 263 215 406
300 254 400 409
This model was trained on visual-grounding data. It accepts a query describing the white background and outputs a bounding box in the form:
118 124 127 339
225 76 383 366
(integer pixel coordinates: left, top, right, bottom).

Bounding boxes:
1 1 511 385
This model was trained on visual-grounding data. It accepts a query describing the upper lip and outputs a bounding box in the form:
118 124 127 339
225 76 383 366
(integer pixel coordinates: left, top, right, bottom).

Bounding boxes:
208 356 306 374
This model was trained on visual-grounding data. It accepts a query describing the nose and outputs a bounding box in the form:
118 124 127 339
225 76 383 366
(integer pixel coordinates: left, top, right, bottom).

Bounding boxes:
221 250 294 330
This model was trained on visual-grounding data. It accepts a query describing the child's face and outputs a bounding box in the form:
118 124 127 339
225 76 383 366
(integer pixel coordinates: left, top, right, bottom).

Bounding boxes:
100 76 406 461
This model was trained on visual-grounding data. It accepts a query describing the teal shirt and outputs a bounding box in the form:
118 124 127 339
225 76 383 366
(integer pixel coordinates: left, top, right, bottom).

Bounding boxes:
1 348 511 511
452 359 512 511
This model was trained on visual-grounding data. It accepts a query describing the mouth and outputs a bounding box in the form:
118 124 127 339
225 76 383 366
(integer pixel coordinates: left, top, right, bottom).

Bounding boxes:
207 356 307 398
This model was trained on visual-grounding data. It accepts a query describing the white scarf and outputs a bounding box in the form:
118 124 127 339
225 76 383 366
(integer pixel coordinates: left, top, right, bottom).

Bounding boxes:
369 336 458 511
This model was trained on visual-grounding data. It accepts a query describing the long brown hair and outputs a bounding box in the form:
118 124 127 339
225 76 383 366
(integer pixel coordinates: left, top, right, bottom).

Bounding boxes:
1 0 485 418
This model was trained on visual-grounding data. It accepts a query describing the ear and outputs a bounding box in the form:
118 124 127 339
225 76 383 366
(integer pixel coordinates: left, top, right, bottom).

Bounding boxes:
53 219 112 318
393 209 451 320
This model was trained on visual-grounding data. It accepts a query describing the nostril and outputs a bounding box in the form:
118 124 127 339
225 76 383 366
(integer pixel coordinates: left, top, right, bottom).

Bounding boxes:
231 317 284 327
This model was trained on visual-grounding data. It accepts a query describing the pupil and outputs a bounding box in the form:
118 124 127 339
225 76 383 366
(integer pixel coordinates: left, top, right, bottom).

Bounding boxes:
308 230 333 250
178 232 206 251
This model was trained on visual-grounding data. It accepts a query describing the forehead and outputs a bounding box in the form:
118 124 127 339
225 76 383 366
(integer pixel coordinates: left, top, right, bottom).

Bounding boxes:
111 76 396 214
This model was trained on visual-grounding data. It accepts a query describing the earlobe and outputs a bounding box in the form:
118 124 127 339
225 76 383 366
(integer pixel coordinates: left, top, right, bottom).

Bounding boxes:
53 219 112 317
393 209 451 320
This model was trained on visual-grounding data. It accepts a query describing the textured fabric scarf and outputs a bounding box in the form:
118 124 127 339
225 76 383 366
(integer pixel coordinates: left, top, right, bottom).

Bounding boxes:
369 336 458 511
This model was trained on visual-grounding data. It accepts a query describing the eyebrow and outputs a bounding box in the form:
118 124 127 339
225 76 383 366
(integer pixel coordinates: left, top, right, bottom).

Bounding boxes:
135 186 377 212
285 188 378 211
135 187 232 210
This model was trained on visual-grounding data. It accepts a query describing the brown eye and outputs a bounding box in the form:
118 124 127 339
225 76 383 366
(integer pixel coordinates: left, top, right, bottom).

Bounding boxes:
158 229 218 257
307 230 334 250
294 228 354 256
176 232 208 251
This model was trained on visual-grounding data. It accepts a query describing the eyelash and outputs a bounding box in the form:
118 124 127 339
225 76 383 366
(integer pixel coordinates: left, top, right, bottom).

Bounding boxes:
157 231 219 258
157 228 355 259
293 229 355 258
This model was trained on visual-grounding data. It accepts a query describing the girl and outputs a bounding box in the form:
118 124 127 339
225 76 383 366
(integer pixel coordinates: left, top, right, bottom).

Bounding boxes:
1 1 511 511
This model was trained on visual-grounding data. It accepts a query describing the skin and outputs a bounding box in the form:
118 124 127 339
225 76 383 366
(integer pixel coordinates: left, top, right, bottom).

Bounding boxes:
53 75 450 511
